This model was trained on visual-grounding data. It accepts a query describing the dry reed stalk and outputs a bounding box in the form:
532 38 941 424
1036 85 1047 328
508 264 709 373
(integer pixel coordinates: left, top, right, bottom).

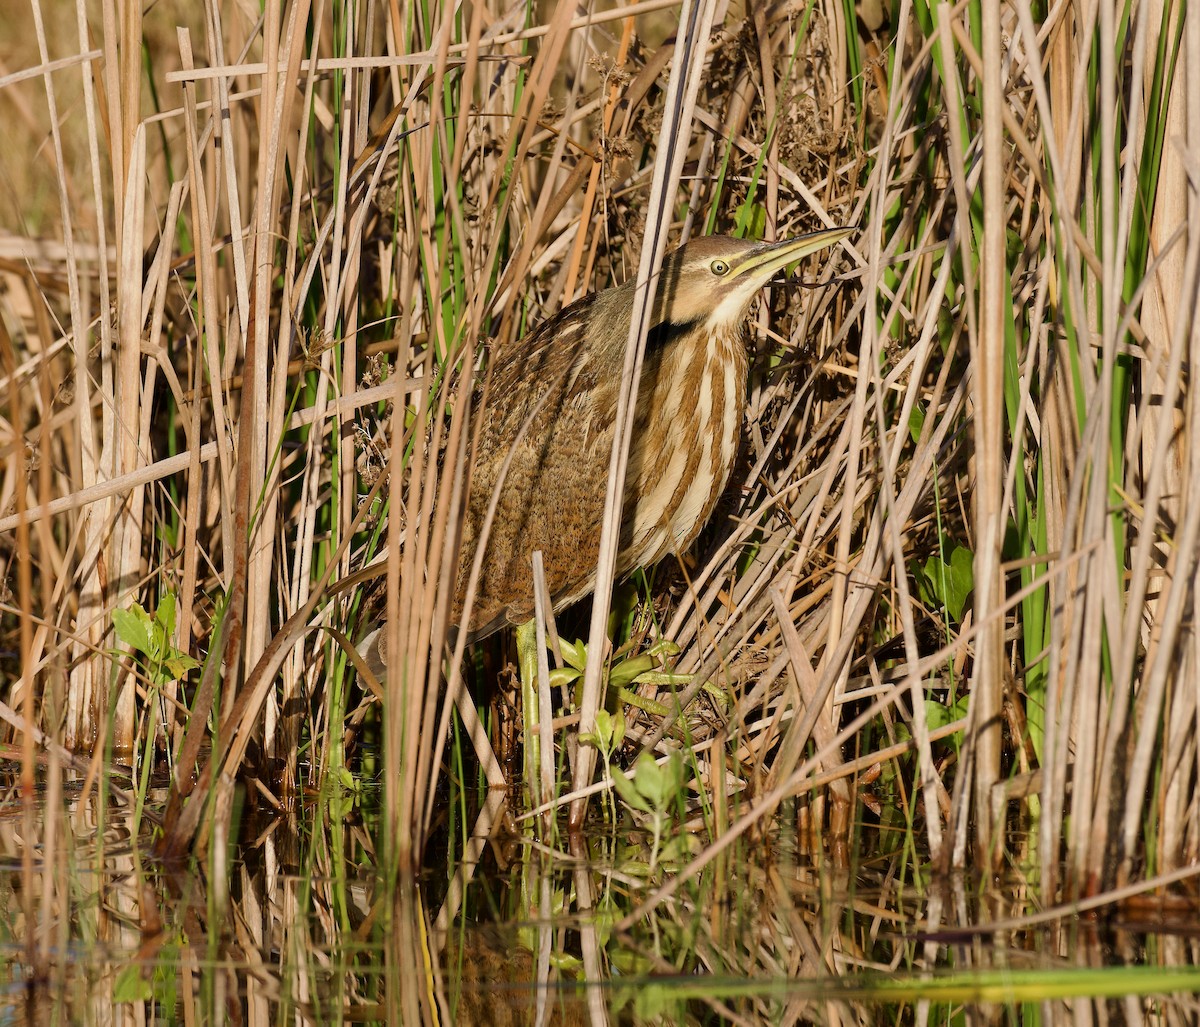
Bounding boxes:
970 0 1008 871
569 0 722 828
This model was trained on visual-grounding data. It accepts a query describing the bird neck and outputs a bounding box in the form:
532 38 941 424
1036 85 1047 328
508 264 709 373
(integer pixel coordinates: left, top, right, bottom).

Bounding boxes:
621 318 749 569
644 315 704 354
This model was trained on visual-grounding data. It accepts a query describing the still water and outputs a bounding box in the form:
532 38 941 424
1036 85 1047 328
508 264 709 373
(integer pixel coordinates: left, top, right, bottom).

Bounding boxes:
1 765 1198 1024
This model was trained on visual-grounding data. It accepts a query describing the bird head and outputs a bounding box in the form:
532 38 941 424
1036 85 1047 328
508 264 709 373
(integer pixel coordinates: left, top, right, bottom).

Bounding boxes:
651 228 852 329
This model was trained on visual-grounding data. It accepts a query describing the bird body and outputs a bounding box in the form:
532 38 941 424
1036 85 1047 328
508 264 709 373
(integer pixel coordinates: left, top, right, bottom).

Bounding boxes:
363 230 849 675
461 264 750 640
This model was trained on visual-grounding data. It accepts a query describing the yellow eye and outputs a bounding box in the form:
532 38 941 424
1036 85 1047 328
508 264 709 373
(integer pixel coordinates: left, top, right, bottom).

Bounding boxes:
710 259 730 275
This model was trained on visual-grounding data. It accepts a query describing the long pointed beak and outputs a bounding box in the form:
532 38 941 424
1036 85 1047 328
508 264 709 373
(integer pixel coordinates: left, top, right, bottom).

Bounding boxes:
735 227 854 282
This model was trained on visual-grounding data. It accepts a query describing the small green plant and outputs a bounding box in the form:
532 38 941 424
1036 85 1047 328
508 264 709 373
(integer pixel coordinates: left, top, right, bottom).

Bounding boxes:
611 751 687 874
551 637 687 718
580 707 626 824
924 692 971 741
112 942 181 1004
915 542 975 625
112 595 199 687
113 594 200 826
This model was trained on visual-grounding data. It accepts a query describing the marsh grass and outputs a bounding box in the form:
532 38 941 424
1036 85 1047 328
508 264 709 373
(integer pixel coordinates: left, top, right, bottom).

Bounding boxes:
1 0 1199 1020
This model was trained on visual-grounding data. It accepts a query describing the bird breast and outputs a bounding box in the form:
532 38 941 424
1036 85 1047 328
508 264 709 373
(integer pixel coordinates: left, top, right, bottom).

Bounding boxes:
623 320 749 573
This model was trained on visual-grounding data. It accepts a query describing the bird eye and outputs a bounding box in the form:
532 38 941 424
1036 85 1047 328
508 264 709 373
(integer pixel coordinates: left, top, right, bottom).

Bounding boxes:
710 259 730 276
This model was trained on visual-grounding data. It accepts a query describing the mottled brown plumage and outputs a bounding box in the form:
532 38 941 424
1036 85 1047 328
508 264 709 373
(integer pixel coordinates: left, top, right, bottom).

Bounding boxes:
363 230 849 676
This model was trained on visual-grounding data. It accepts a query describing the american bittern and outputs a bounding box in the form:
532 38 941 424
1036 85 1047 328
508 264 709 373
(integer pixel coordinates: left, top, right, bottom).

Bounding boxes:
363 229 850 678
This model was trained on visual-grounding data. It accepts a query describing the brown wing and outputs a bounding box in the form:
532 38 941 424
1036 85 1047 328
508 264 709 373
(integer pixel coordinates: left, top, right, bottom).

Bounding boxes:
455 294 623 641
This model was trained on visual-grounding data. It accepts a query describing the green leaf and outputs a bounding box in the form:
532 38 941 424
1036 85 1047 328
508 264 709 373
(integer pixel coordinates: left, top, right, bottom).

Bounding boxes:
113 964 152 1002
610 948 657 976
163 654 200 680
549 952 583 975
924 696 968 732
920 544 975 623
627 671 689 688
609 652 655 689
612 764 652 813
155 593 177 638
610 709 625 748
548 666 580 690
633 984 682 1021
582 710 625 753
593 709 615 751
559 638 587 672
741 203 767 241
632 751 683 810
942 545 975 622
909 404 926 443
113 605 153 656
